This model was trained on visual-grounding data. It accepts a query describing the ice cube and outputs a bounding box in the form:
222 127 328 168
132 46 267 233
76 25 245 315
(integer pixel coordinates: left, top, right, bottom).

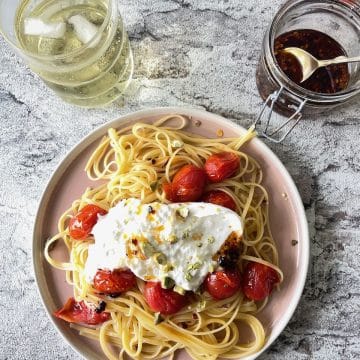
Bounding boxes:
68 15 100 48
24 18 66 39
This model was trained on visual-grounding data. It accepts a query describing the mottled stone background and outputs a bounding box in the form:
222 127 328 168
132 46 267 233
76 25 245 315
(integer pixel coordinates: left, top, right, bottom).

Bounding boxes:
1 0 359 359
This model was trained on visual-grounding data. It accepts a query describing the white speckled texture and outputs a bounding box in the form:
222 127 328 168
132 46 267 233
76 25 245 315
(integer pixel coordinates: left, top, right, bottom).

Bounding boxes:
0 1 359 359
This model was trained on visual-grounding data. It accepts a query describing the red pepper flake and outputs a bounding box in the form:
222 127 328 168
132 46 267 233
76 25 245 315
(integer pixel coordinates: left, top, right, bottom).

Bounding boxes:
95 301 106 314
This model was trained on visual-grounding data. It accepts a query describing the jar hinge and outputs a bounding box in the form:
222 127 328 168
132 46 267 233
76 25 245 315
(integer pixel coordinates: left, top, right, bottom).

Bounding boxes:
253 86 307 143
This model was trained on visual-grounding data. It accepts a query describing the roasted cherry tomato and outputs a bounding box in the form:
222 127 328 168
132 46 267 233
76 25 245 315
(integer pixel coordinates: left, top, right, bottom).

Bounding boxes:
69 204 107 240
93 269 136 295
162 182 177 202
202 190 237 211
204 152 240 183
242 262 280 301
163 164 207 202
144 282 187 315
54 297 110 325
204 270 241 300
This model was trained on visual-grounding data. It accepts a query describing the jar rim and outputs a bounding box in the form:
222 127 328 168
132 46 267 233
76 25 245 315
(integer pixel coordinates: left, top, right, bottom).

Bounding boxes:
0 0 116 61
266 0 360 103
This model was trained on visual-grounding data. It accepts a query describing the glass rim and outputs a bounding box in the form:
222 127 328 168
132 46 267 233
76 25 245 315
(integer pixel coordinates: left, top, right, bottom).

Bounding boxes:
0 0 116 61
266 0 360 102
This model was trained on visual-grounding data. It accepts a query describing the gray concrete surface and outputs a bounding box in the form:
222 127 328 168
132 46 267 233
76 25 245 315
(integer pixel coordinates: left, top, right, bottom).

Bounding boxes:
1 1 359 359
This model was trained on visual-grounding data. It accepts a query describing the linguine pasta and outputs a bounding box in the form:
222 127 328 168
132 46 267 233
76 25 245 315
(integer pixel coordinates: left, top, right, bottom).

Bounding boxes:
45 115 283 360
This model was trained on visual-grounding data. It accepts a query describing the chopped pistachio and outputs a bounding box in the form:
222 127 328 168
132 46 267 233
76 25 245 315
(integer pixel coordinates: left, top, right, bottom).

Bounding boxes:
171 139 184 148
174 285 186 295
161 276 175 289
163 263 174 272
154 312 164 325
140 242 155 258
196 300 207 312
154 252 167 265
185 272 193 281
182 229 190 239
150 181 158 191
208 235 215 244
176 206 189 219
168 234 178 244
187 262 202 272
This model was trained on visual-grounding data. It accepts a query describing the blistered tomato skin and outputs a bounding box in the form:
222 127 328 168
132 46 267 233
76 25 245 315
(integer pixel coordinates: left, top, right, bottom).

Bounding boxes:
54 297 110 325
205 152 240 183
204 270 242 300
163 182 177 202
93 269 136 295
164 164 207 202
69 204 107 240
242 262 280 301
202 190 237 211
144 282 187 315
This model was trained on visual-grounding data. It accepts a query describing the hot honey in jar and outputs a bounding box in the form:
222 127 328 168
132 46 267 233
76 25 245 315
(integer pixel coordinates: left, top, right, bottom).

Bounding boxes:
255 0 360 124
274 29 350 94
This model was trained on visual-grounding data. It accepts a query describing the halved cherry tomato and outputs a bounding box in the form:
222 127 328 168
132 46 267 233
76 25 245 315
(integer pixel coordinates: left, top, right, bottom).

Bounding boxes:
69 204 107 240
204 152 240 183
144 282 187 315
93 269 136 295
54 297 110 325
202 190 237 211
242 262 280 301
204 270 241 300
163 164 207 202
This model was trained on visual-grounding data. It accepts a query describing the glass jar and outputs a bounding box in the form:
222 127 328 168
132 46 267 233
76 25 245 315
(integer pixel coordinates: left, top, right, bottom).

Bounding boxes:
255 0 360 141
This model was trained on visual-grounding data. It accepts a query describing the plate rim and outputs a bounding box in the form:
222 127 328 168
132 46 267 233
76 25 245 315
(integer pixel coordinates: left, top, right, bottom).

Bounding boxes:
32 106 309 360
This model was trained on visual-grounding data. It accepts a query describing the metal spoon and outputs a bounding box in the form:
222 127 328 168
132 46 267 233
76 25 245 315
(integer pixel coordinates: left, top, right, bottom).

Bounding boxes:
283 47 360 82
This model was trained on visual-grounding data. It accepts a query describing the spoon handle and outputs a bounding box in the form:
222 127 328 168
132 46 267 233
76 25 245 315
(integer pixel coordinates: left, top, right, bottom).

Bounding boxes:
318 55 360 67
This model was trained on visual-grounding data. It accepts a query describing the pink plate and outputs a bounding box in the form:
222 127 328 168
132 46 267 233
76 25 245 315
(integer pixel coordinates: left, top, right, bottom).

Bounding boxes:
33 107 309 360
